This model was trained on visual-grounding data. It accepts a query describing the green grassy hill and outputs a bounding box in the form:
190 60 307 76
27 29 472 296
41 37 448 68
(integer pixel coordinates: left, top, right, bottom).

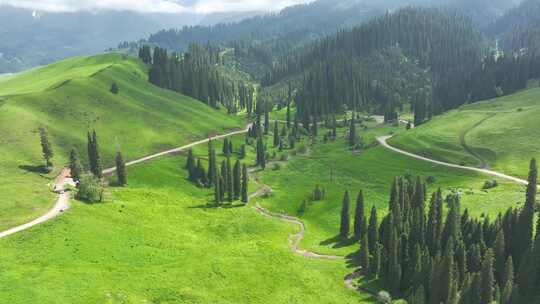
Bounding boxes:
390 87 540 178
0 53 243 230
0 156 374 303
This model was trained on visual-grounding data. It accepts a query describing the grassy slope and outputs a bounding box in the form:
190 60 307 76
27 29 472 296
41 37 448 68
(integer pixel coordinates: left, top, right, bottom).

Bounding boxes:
0 53 243 230
390 87 540 178
253 122 524 256
0 156 373 304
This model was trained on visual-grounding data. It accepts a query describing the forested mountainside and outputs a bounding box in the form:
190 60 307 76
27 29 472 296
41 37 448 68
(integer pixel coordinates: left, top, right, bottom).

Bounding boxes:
488 0 540 51
261 7 540 125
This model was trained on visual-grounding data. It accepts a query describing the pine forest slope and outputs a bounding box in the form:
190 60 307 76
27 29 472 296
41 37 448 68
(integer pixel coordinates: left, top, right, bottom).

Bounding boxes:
0 53 243 231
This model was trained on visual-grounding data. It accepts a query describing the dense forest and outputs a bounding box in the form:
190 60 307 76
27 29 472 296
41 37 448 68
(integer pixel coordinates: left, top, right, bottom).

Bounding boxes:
264 7 540 123
347 160 540 303
139 45 255 114
488 0 540 51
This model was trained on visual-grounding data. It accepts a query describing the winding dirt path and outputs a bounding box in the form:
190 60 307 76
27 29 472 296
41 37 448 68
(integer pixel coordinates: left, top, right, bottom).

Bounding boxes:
458 114 496 169
378 135 530 186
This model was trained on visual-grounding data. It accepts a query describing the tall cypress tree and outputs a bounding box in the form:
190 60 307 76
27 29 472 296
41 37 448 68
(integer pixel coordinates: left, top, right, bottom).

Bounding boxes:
92 130 103 178
241 164 248 204
359 222 370 272
354 190 366 239
207 140 217 186
349 117 356 147
518 158 537 263
256 135 266 169
368 206 378 257
273 121 279 147
186 149 195 180
340 191 351 238
214 166 221 204
481 249 495 304
39 127 54 168
226 158 233 202
264 110 270 135
233 160 241 200
69 148 82 182
115 151 127 186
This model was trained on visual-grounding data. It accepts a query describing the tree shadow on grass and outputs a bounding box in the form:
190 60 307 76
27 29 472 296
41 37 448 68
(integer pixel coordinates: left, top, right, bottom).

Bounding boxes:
189 202 247 209
319 234 358 248
18 164 51 175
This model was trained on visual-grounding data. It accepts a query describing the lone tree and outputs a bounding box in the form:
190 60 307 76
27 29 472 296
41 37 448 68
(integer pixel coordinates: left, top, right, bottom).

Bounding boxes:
69 148 83 182
349 118 356 147
110 82 119 94
115 151 127 186
39 127 54 169
256 135 266 169
233 160 241 199
87 130 103 178
241 164 249 204
186 149 196 181
340 191 351 238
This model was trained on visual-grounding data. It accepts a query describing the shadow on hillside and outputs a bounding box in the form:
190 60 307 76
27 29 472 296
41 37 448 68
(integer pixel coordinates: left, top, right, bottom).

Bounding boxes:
18 164 50 175
320 235 358 248
189 203 246 210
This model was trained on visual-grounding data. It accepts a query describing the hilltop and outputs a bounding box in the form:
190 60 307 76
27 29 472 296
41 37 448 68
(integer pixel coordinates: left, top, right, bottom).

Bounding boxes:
0 53 243 230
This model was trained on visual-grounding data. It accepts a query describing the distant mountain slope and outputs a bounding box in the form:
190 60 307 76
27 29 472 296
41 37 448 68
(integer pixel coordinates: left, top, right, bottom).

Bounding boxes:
0 5 201 73
488 0 540 50
0 53 243 231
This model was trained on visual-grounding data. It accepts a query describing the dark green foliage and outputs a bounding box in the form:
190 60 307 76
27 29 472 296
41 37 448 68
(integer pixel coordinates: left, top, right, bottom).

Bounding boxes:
145 45 253 112
481 249 495 304
518 159 537 264
348 118 356 147
226 158 233 202
76 174 103 203
340 191 350 238
207 140 217 186
312 185 325 201
115 151 127 186
353 190 365 239
138 45 152 64
186 149 196 181
273 121 279 147
69 148 82 182
233 160 241 200
368 206 378 258
39 127 53 169
241 164 248 204
359 223 370 272
256 134 266 169
110 82 119 94
87 130 103 178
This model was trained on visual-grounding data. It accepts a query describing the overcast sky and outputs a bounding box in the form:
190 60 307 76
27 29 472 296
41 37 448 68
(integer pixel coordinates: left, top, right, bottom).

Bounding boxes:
0 0 314 14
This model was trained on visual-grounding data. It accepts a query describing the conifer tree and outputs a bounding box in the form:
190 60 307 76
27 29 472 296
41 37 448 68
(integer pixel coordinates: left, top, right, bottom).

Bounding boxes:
39 127 54 168
207 140 217 185
359 223 370 272
223 138 230 157
340 191 351 238
273 121 279 147
186 149 195 180
115 151 127 186
368 206 378 257
233 160 241 199
518 158 537 262
241 164 248 204
256 135 266 169
481 249 495 304
501 256 514 304
87 130 103 178
349 118 356 147
69 148 83 182
214 167 221 204
264 111 270 135
226 158 233 202
286 102 291 129
354 190 366 239
494 229 507 287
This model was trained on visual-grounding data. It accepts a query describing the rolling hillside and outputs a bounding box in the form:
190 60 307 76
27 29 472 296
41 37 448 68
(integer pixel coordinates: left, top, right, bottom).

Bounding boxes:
391 87 540 178
0 53 243 231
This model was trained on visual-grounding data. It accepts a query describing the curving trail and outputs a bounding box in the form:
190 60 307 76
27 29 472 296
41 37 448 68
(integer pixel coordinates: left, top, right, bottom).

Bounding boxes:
377 135 530 186
0 126 251 239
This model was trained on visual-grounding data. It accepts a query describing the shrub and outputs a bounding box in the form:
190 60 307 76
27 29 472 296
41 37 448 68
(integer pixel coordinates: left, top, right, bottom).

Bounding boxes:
272 163 281 171
280 153 289 161
110 82 119 94
426 176 437 184
483 180 498 190
298 145 308 154
76 174 104 203
312 185 325 201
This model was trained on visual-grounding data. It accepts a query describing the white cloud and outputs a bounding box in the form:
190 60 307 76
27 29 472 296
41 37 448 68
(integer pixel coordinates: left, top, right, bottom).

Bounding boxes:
0 0 314 13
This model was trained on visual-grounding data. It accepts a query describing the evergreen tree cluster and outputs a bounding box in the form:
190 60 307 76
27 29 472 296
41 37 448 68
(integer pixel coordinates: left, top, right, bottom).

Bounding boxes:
185 141 249 205
341 160 540 303
265 7 540 118
140 44 254 114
